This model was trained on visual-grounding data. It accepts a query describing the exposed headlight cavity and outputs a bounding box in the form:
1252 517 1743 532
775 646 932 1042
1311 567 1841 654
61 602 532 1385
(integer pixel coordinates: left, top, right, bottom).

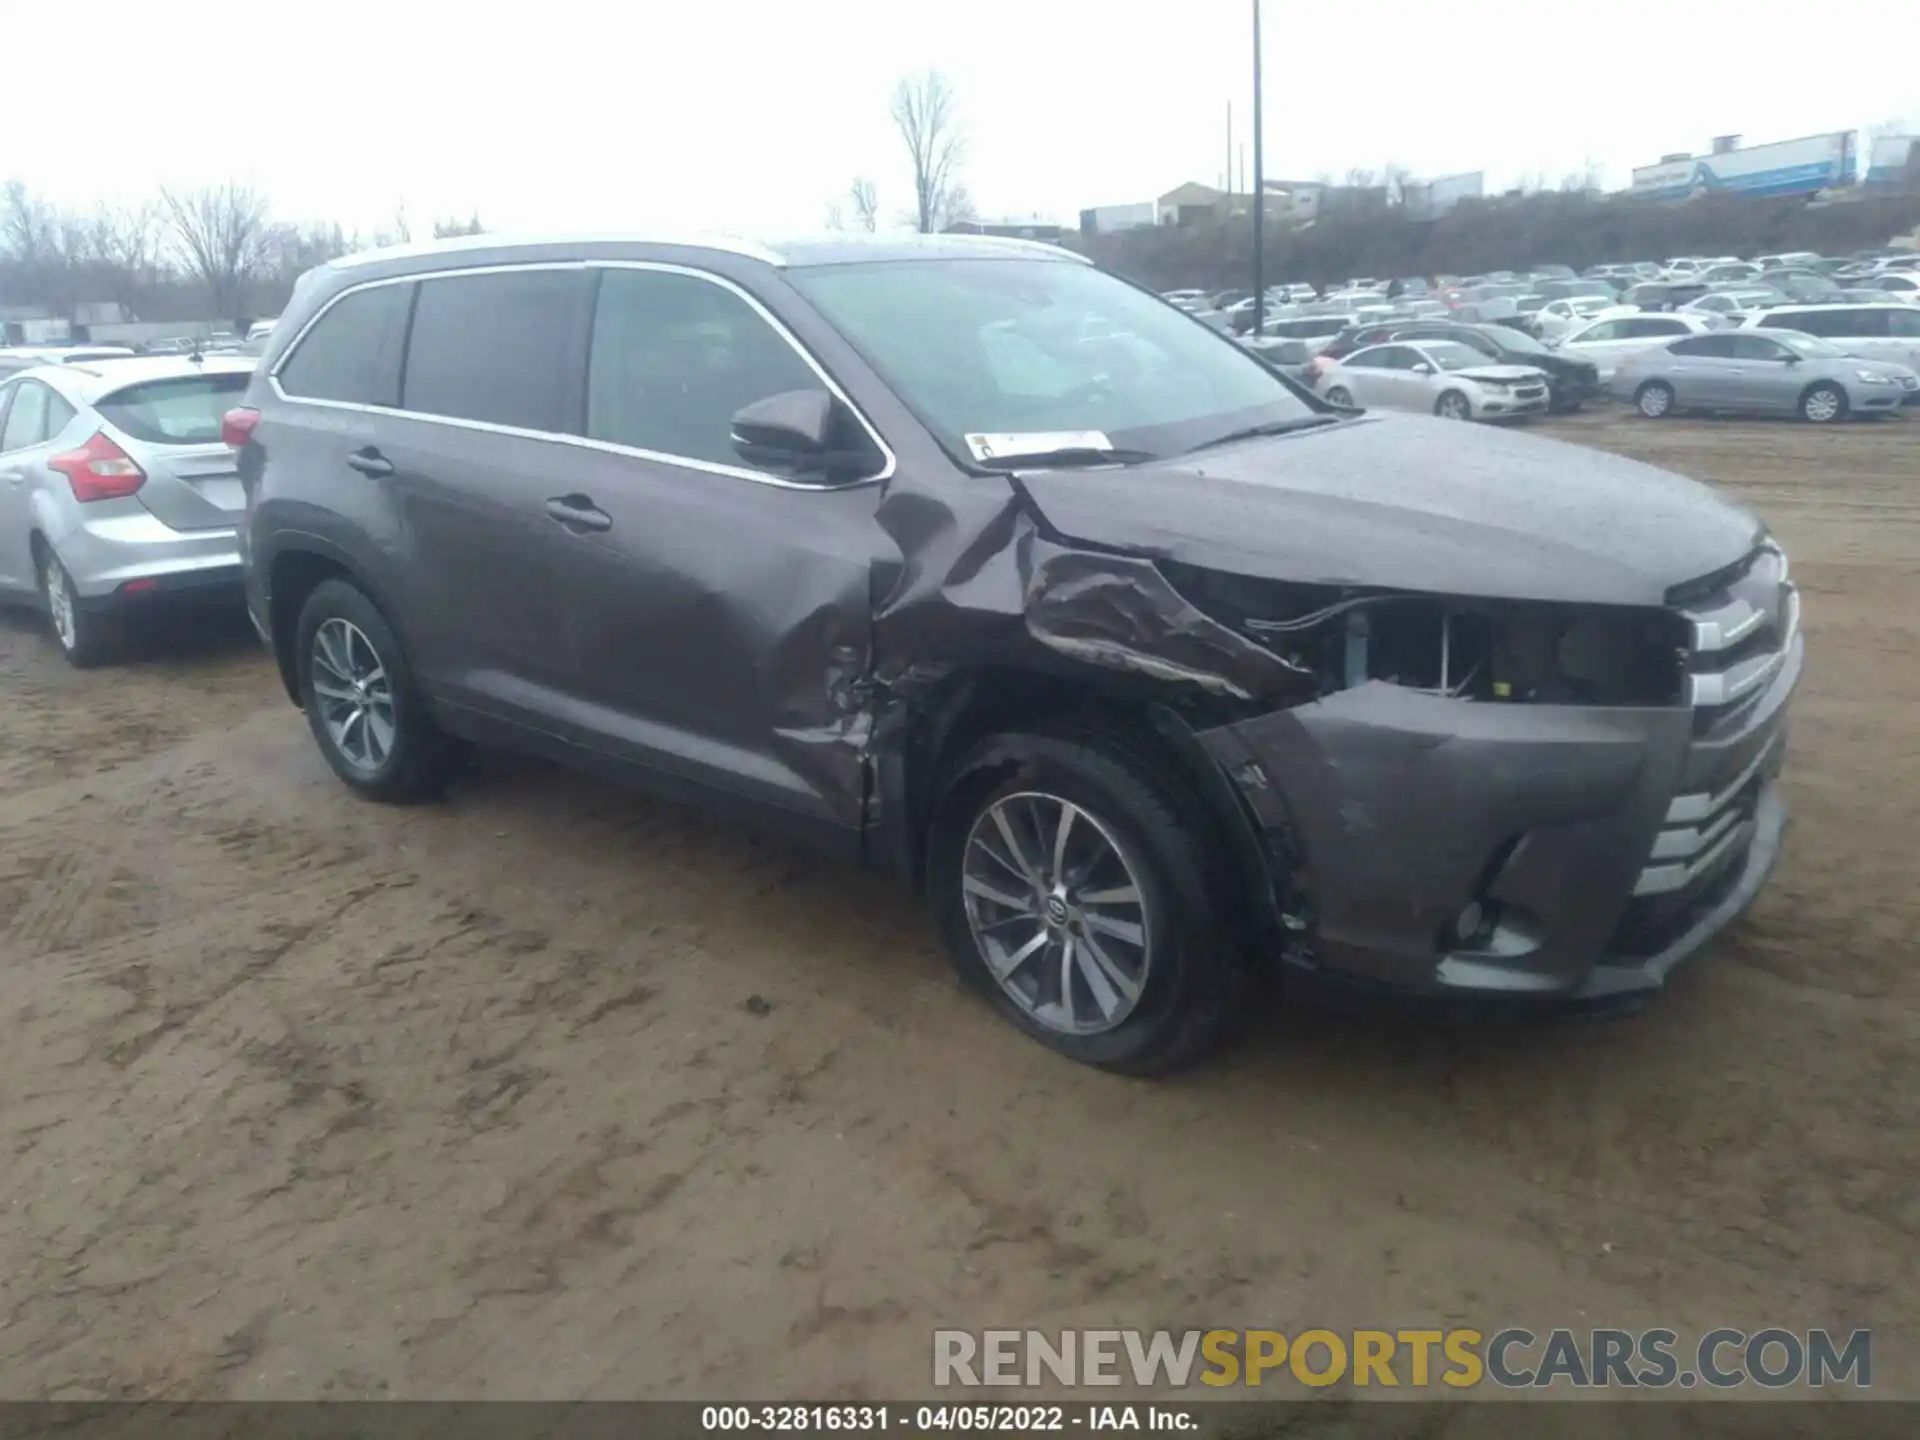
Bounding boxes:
1160 564 1687 706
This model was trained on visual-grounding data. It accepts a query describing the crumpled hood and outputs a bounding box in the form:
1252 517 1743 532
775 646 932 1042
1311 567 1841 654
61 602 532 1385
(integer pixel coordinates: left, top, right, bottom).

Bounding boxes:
1016 414 1762 606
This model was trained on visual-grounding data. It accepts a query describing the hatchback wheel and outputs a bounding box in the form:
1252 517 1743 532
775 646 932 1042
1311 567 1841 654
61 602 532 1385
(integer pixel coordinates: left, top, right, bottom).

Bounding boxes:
1799 383 1846 424
38 549 112 667
1435 390 1471 420
295 578 454 801
929 727 1254 1074
1635 381 1676 419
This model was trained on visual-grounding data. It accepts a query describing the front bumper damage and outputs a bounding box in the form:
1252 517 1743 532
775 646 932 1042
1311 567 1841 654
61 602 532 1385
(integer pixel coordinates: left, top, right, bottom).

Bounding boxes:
1197 629 1801 1004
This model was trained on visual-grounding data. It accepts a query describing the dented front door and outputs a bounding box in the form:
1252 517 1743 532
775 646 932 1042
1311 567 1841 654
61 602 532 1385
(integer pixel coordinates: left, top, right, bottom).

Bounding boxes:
544 447 883 840
540 262 887 843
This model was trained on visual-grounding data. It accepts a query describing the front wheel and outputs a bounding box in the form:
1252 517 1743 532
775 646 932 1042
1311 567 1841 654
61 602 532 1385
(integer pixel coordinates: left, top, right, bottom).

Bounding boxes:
1799 383 1847 424
295 578 455 801
928 728 1254 1074
1635 380 1676 419
1435 390 1471 420
1324 385 1353 408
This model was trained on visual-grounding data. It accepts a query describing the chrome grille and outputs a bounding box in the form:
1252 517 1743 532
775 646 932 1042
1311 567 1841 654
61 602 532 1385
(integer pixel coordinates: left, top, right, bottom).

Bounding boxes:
1677 543 1797 727
1627 542 1799 908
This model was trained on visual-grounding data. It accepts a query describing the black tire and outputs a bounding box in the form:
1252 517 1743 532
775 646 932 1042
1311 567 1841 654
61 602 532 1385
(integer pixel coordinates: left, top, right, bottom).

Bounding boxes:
1434 389 1471 420
1799 383 1847 425
1634 380 1676 419
294 578 454 801
1324 385 1353 408
927 725 1255 1075
37 548 114 667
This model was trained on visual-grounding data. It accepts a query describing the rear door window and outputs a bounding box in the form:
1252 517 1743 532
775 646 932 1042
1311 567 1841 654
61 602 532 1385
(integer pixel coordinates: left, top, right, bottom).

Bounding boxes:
402 269 587 433
1887 309 1920 337
277 282 413 406
97 373 252 444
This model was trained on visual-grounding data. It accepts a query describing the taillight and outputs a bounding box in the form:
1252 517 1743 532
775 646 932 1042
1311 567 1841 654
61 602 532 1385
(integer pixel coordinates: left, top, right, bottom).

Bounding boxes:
48 432 146 503
221 406 261 448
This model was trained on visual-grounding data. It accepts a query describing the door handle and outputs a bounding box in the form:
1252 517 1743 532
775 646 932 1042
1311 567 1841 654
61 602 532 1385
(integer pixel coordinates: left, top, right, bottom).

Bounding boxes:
544 495 612 533
345 448 393 478
1 468 23 486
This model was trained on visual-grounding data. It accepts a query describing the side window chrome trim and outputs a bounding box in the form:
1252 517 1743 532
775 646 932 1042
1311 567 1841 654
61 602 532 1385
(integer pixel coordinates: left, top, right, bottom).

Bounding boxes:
267 259 896 491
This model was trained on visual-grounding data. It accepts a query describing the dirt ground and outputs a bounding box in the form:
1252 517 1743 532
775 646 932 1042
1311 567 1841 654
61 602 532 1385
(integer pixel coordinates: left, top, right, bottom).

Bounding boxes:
0 410 1915 1404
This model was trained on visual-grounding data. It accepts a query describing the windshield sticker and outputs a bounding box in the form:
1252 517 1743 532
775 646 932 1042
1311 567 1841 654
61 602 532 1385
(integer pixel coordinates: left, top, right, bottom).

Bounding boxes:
965 431 1113 462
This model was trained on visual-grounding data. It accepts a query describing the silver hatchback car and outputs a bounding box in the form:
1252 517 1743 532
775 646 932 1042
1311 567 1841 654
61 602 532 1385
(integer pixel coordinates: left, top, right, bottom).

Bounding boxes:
0 355 255 664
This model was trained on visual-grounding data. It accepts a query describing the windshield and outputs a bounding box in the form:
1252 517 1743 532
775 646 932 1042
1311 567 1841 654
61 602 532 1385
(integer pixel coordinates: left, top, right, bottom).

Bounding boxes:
791 259 1314 461
1422 342 1485 371
96 372 250 443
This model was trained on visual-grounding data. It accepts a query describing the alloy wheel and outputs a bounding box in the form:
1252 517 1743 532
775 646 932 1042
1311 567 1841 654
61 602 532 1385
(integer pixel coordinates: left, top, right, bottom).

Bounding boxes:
1638 384 1673 418
960 791 1152 1036
1437 392 1471 420
311 617 395 773
44 560 77 651
1803 387 1842 423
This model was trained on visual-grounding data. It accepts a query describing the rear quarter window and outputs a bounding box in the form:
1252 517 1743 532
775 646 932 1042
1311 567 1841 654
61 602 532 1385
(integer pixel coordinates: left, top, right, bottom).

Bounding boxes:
97 373 252 444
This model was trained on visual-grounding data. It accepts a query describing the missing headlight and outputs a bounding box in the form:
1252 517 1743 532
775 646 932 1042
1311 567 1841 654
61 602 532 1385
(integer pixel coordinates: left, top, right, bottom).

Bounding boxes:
1159 565 1685 706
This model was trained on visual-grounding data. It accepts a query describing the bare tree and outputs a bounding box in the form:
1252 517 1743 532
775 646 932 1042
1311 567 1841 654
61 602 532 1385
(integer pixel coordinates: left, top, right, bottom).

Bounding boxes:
1 180 58 264
848 176 880 232
942 182 978 228
1343 166 1377 189
890 71 967 233
432 211 485 238
86 201 160 275
160 183 272 315
823 198 846 231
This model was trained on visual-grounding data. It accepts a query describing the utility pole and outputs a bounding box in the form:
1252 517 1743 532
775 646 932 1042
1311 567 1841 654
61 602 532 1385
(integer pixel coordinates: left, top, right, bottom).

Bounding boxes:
1225 102 1233 193
1250 0 1265 330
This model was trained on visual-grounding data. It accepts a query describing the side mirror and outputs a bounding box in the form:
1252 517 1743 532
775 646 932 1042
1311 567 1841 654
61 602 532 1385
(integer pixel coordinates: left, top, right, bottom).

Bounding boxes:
731 389 874 481
1412 362 1435 375
1782 354 1802 365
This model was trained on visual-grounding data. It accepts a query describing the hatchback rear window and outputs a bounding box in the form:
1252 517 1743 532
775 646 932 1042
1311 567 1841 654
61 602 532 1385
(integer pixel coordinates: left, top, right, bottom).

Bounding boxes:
97 373 252 444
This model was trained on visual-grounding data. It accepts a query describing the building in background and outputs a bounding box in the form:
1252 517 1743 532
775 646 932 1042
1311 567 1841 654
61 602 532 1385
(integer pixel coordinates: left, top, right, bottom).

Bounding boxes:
1631 132 1856 200
1865 135 1918 188
1079 201 1157 234
1401 172 1486 221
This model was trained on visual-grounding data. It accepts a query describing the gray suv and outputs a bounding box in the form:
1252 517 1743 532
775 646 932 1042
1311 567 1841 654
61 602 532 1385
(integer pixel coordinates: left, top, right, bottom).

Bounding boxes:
232 233 1802 1072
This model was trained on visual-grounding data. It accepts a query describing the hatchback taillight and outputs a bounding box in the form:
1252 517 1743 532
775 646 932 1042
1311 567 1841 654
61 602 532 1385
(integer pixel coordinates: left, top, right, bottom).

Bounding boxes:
221 406 261 448
48 432 145 503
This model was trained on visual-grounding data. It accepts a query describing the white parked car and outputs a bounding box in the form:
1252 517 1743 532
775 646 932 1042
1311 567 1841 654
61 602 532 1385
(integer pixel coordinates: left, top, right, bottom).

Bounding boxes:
1534 295 1621 341
1315 338 1550 421
1681 289 1786 326
1743 303 1920 369
1858 274 1920 304
1553 312 1714 380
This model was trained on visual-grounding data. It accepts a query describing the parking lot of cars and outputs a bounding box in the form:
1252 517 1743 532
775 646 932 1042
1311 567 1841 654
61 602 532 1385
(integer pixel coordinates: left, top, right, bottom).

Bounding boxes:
1182 244 1920 424
0 399 1914 1398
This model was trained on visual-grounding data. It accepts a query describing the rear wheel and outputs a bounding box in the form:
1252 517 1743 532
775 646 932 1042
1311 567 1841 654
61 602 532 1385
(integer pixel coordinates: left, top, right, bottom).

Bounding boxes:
1634 380 1675 419
1799 383 1846 424
37 549 112 667
928 727 1254 1074
1435 390 1471 420
295 579 454 801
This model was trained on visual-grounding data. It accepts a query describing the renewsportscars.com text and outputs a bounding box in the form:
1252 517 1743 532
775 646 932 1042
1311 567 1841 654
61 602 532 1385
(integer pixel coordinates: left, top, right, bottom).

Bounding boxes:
933 1328 1871 1391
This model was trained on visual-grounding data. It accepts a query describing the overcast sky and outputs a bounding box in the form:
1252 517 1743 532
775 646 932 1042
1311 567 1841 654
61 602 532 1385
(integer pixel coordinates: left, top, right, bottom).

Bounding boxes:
12 0 1920 236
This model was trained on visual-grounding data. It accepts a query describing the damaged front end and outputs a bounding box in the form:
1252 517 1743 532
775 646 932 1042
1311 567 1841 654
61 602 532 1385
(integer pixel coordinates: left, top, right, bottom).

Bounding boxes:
868 466 1799 1009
